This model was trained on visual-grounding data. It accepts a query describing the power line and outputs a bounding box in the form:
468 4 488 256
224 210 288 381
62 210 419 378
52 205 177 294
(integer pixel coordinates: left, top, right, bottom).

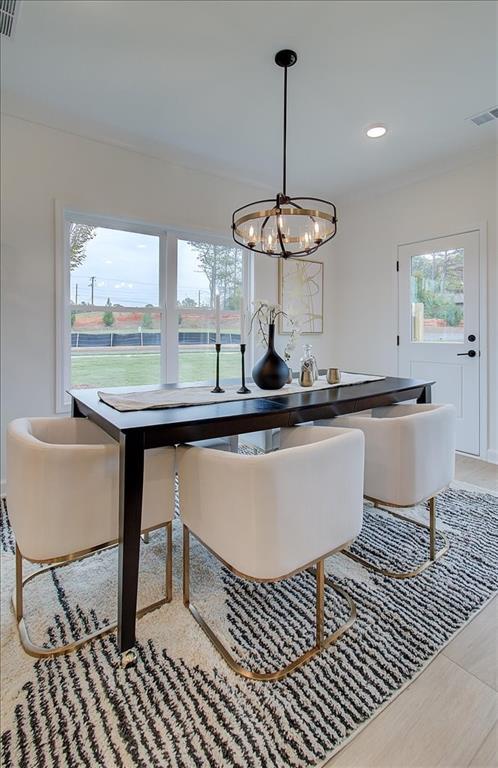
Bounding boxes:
72 275 158 286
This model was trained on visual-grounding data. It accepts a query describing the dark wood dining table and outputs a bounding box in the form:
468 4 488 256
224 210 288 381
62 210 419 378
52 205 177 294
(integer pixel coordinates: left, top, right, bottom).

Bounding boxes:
69 374 433 666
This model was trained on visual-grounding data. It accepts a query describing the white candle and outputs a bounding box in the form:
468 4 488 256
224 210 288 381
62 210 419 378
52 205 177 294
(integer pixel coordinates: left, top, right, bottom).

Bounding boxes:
240 298 246 344
215 293 221 344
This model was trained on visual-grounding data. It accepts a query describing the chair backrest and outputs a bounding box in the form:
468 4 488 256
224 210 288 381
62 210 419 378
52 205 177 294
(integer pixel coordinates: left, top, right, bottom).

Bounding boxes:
177 425 364 580
330 404 456 505
26 416 117 446
375 403 456 504
7 416 177 563
7 417 119 561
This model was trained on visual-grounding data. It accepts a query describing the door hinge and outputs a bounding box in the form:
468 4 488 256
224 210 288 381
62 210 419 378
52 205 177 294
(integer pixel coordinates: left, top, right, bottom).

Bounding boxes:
397 335 400 346
396 260 399 272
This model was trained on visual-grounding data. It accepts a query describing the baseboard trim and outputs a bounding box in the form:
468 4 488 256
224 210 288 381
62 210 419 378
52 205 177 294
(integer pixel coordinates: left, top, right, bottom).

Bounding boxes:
456 450 498 465
487 449 498 465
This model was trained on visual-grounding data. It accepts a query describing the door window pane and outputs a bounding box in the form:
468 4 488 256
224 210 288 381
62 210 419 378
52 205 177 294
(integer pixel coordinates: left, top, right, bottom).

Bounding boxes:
177 240 243 383
410 248 464 342
69 225 161 388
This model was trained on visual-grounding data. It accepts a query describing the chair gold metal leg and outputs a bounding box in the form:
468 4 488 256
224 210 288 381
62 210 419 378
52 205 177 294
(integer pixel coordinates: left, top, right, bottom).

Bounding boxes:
183 529 356 681
344 496 449 579
12 524 173 659
429 496 436 561
316 558 324 649
15 545 23 623
166 520 173 602
183 524 190 607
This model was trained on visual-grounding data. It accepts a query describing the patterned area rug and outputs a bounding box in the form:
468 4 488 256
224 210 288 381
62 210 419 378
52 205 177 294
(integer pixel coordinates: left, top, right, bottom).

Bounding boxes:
1 469 497 768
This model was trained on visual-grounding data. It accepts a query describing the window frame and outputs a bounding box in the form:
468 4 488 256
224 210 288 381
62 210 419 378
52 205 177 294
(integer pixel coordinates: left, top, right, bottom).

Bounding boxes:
55 206 252 412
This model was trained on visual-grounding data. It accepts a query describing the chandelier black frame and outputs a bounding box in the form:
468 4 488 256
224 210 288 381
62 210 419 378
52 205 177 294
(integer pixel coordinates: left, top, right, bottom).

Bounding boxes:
232 50 337 259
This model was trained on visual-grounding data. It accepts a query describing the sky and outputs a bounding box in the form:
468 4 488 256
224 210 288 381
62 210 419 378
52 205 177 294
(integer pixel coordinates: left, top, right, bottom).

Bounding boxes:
70 227 211 306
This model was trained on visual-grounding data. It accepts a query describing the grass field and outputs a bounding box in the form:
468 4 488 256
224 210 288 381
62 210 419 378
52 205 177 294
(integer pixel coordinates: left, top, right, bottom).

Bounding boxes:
71 349 241 387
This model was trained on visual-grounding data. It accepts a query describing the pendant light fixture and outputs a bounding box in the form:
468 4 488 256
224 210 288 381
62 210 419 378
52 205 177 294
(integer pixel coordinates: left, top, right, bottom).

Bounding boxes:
232 50 337 259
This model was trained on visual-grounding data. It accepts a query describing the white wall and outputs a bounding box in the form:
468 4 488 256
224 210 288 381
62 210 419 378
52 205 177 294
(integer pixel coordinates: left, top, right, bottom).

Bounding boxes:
329 154 497 461
0 114 337 483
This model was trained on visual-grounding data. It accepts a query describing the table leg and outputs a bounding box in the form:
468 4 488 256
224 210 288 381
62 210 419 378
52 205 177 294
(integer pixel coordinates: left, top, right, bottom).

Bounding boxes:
417 384 432 404
71 397 84 418
117 430 144 667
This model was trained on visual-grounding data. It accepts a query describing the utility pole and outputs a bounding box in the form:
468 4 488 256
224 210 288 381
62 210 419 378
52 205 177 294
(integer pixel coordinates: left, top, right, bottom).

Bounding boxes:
75 283 78 305
88 276 96 307
198 289 201 307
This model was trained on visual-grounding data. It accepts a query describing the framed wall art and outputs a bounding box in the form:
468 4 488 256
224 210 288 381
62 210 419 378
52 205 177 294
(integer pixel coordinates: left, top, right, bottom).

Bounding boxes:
278 258 323 334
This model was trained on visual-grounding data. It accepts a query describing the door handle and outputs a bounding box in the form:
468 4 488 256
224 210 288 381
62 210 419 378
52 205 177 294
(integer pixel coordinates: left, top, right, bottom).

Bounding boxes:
457 350 477 357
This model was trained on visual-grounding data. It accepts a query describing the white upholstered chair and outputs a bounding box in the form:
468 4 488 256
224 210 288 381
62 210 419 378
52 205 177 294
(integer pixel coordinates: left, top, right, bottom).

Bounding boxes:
7 416 176 657
317 403 456 578
177 425 364 680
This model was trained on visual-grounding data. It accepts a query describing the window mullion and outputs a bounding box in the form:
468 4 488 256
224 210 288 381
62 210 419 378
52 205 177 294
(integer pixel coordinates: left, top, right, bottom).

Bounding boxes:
165 233 179 383
159 232 168 384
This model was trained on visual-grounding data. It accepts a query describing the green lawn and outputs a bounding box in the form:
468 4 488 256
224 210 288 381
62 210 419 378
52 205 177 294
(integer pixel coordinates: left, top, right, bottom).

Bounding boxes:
71 349 241 388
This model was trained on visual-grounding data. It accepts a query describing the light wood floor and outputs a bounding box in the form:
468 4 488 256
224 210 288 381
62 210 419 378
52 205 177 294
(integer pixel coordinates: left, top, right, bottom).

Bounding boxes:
326 455 498 768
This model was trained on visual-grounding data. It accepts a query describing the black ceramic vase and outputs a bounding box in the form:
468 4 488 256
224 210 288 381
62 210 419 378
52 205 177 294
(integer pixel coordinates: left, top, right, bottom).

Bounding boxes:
252 323 289 390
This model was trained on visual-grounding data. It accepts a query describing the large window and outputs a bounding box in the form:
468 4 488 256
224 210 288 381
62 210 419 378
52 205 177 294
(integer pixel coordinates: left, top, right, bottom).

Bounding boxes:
177 238 244 383
57 212 250 409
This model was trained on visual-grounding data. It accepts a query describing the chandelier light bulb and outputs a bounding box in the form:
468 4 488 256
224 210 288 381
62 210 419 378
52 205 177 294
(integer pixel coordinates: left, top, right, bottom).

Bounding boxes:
248 225 256 248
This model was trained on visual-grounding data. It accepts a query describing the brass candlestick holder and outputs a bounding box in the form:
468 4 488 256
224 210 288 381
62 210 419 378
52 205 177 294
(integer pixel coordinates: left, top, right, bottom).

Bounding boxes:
211 343 225 393
237 343 251 394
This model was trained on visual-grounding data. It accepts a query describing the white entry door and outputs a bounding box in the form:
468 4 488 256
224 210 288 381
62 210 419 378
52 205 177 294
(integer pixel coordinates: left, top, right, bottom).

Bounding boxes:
398 231 480 455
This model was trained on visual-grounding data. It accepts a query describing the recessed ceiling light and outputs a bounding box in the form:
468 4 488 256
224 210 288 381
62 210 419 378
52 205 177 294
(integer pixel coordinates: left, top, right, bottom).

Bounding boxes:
366 124 387 139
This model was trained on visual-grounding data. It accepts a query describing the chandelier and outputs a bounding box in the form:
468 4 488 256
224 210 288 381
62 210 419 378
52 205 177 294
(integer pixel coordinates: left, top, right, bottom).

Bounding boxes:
232 50 337 259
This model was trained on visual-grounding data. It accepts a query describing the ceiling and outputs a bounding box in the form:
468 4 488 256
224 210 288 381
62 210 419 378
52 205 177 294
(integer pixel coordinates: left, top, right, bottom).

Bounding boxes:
1 0 497 199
